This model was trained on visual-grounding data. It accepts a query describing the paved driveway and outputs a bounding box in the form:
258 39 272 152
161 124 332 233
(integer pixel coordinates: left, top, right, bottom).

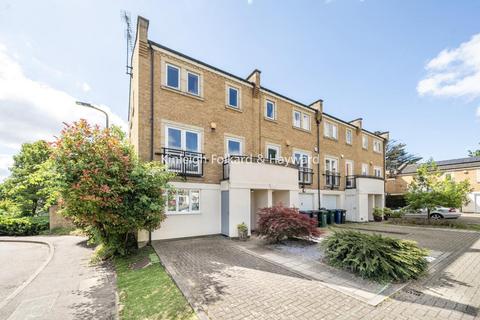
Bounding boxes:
0 236 116 320
154 227 480 320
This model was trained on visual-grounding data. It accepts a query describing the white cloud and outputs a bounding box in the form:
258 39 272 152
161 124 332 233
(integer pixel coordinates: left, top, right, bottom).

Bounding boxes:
0 43 126 180
247 0 253 4
417 34 480 99
477 106 480 118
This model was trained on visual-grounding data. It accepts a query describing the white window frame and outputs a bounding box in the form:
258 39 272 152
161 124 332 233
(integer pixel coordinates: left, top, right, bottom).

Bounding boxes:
166 63 180 90
165 125 201 152
362 135 368 150
225 136 244 156
226 85 240 109
345 160 354 176
266 144 281 160
302 114 311 130
293 110 302 128
373 140 382 153
324 121 338 140
346 128 353 145
167 189 201 215
294 150 311 184
374 166 382 178
324 156 339 173
186 70 200 96
361 163 369 176
265 99 276 120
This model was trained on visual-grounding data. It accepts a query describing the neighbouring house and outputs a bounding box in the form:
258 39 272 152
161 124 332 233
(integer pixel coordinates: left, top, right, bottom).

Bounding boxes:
386 156 480 212
128 16 388 242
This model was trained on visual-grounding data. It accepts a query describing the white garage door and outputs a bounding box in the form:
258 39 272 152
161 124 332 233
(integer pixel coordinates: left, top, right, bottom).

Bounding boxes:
299 193 314 211
323 195 338 209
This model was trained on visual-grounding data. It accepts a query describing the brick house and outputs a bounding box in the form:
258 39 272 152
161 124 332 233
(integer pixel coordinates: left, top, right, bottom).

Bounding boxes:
128 16 388 242
386 157 480 212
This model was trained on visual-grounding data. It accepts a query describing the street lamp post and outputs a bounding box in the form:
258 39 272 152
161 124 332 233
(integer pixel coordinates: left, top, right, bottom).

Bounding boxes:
75 101 109 128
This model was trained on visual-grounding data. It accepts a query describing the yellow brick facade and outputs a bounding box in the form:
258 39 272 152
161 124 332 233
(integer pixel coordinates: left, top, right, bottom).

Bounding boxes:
128 17 386 191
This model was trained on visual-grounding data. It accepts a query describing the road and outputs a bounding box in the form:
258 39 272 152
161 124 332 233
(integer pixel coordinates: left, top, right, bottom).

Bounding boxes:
0 236 117 320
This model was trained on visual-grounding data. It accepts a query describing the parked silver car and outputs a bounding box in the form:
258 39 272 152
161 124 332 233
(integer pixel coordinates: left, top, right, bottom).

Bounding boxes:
404 207 461 220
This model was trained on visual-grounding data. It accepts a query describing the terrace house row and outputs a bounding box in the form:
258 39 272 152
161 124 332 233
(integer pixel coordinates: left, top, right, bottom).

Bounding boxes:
128 17 389 242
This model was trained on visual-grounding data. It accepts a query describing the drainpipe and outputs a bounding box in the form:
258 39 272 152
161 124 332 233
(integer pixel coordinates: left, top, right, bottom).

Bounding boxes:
316 110 322 209
148 43 154 246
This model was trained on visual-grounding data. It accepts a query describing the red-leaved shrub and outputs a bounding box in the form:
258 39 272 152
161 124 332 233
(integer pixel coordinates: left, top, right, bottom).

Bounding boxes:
256 205 321 243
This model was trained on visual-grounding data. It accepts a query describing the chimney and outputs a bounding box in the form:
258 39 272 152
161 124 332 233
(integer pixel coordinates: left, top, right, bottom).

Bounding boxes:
246 69 261 97
309 99 323 122
379 131 390 141
349 118 362 133
136 16 149 46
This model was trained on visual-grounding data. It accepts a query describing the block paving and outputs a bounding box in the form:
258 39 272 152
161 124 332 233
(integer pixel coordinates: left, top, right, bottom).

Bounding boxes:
153 226 480 320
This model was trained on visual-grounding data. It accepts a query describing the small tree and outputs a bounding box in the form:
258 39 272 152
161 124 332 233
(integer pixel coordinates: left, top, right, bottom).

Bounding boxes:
406 161 471 220
0 141 59 216
52 120 174 256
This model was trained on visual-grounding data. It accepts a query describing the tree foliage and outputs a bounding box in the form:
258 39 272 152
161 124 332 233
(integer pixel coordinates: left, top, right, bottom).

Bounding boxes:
406 160 471 219
468 144 480 157
52 120 173 256
0 141 59 216
385 139 422 172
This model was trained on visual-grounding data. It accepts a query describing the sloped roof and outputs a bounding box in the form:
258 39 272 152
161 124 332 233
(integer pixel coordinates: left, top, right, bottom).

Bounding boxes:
400 156 480 174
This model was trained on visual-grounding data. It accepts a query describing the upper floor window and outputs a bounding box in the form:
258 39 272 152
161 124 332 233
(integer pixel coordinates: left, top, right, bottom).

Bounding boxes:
374 166 382 177
302 114 311 130
324 122 338 140
361 163 369 176
227 86 239 109
292 110 311 131
187 71 200 95
265 100 276 120
293 111 301 127
166 126 200 152
373 140 382 153
346 129 353 145
362 135 368 149
225 137 243 156
166 64 180 89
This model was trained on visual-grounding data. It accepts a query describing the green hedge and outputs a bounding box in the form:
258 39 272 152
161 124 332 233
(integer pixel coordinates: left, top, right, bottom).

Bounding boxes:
0 216 49 236
322 230 428 282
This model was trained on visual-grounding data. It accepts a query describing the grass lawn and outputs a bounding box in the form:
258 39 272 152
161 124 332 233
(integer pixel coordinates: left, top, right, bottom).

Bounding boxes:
114 246 196 320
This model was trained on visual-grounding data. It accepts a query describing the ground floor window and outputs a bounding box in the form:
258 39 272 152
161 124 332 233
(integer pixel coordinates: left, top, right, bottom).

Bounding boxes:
167 189 200 214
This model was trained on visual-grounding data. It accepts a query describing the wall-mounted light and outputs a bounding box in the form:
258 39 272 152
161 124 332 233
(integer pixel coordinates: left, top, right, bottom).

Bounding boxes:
314 147 318 152
286 140 291 146
341 154 344 159
210 122 217 130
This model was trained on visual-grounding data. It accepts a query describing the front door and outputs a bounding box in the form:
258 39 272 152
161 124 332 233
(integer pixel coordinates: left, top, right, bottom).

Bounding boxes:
221 191 229 235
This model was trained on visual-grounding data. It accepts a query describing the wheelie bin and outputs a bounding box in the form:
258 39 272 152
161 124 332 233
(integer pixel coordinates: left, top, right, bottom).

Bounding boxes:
326 209 335 224
317 209 328 228
334 209 342 224
340 209 347 224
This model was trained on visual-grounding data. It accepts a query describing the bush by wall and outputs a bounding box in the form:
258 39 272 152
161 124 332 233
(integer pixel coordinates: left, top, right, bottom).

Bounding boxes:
0 216 49 236
256 206 321 243
322 230 428 282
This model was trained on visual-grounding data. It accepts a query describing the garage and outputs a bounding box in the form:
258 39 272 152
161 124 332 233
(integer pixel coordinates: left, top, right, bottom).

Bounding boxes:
299 193 314 211
323 195 339 209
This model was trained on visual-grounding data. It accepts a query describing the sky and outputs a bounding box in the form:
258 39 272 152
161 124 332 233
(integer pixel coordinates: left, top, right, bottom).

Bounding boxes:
0 0 479 180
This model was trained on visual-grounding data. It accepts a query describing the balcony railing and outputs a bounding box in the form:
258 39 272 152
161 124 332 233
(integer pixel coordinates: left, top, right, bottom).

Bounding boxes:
324 171 340 189
299 167 313 186
159 147 205 177
346 175 356 189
